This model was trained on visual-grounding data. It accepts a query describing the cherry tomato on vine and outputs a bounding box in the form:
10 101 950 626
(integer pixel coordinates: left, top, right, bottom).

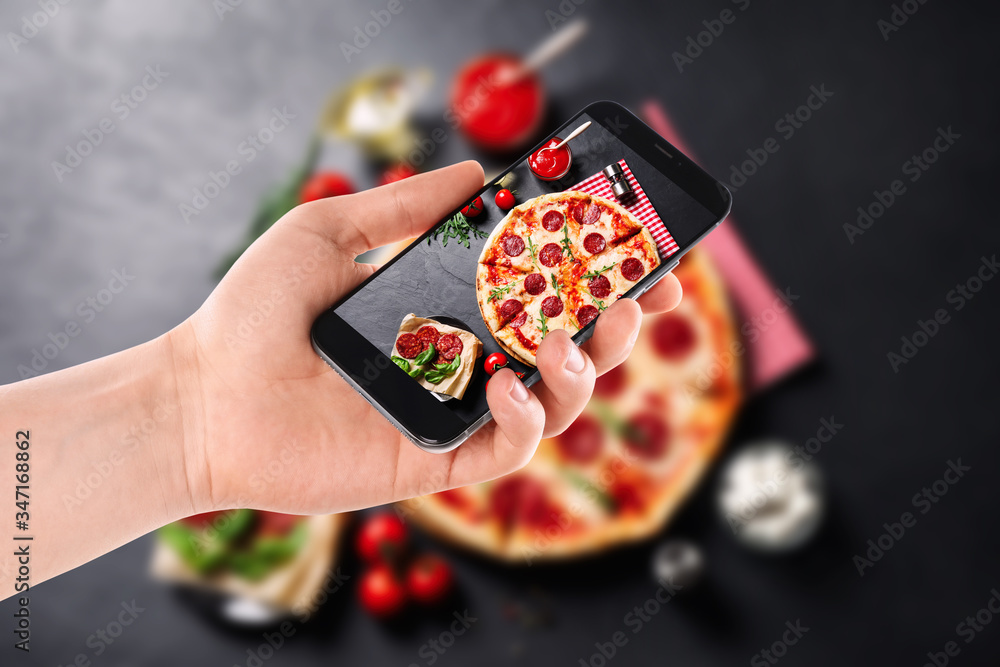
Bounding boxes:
495 189 515 210
355 513 408 563
358 564 407 618
300 171 355 203
461 196 484 218
484 352 508 375
406 555 453 605
378 163 416 186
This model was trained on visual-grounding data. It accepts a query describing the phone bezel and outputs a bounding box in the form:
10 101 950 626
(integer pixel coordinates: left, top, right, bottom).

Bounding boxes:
310 100 732 451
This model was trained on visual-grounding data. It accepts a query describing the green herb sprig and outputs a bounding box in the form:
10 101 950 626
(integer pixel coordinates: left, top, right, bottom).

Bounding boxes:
428 212 487 248
582 263 616 280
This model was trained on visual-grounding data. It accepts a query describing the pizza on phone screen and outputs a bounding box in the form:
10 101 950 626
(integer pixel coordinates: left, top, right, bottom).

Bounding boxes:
476 192 661 367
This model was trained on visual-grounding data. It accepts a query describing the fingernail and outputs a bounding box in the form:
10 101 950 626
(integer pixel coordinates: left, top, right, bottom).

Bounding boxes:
628 324 641 347
565 345 586 373
509 378 530 403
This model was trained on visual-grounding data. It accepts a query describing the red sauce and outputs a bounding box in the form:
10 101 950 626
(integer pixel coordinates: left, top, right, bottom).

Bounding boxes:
513 328 538 351
449 54 545 152
528 137 572 181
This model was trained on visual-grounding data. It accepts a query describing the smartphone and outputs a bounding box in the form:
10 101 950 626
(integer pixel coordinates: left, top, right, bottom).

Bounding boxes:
311 101 731 452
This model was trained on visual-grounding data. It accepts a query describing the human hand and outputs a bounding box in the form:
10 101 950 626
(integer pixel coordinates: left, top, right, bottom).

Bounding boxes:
170 161 683 516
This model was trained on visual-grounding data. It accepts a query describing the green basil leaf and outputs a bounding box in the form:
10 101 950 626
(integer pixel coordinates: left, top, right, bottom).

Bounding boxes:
414 343 436 366
424 371 445 384
391 356 410 372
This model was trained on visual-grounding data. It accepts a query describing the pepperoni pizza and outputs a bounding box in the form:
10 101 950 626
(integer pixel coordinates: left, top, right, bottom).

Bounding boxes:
476 192 661 366
401 248 742 561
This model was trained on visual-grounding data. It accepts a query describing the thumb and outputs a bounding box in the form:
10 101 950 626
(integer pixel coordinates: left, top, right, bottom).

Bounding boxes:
292 160 485 256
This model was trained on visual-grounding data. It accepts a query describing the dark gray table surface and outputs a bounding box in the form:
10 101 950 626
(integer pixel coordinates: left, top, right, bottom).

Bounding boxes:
2 1 999 665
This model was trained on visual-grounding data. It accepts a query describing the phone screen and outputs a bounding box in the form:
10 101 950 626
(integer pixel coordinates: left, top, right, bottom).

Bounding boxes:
312 102 730 448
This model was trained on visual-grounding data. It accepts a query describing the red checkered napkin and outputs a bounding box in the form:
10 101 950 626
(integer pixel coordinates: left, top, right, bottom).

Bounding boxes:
568 159 679 258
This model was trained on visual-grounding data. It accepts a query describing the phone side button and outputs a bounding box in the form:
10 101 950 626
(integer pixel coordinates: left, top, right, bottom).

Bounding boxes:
634 259 680 299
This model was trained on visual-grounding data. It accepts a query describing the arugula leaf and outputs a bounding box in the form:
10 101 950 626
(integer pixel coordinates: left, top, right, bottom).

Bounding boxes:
594 299 608 312
428 212 487 248
489 283 514 303
538 312 550 339
550 273 562 299
560 225 575 260
582 263 616 280
526 236 539 268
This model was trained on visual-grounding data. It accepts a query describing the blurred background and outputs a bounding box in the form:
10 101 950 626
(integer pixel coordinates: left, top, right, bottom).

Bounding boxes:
2 1 999 665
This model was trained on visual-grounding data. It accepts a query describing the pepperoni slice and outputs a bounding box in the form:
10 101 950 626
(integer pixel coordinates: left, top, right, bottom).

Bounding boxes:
541 210 565 232
556 414 604 464
623 413 669 459
435 333 464 361
416 326 440 350
571 201 589 223
577 305 599 326
395 333 422 359
499 298 523 321
588 274 611 298
652 314 697 361
583 233 606 255
541 296 564 318
539 242 563 267
509 311 528 328
523 273 546 295
582 202 602 225
502 235 525 257
619 257 644 281
594 363 626 398
488 476 557 529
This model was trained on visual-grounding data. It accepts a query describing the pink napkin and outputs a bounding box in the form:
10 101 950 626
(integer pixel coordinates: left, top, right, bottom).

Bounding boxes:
569 159 679 258
641 101 815 390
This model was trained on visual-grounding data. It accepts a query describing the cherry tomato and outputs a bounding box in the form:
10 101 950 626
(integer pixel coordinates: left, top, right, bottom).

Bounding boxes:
300 171 355 203
179 510 231 530
461 196 484 218
495 189 515 210
378 163 416 186
484 352 508 375
358 564 407 618
256 512 301 537
406 555 453 605
356 512 408 563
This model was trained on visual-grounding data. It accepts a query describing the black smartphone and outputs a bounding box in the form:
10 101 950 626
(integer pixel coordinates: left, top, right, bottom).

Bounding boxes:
311 101 731 452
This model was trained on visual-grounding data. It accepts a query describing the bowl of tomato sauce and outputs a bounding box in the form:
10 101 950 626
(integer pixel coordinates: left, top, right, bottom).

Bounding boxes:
528 137 573 181
449 53 545 153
